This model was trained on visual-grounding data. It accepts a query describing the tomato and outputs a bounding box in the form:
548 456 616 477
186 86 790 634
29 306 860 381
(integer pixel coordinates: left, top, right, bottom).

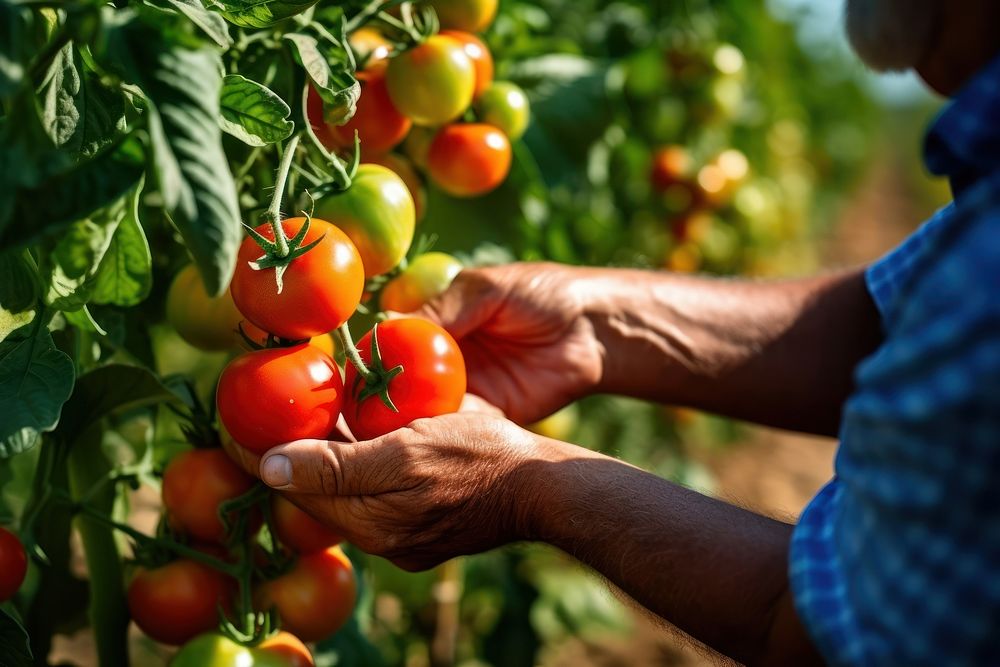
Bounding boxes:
526 404 579 441
475 81 530 140
348 27 392 67
426 123 511 198
171 633 289 667
128 559 233 646
380 252 462 313
259 631 314 667
230 217 364 340
313 165 415 278
0 527 27 602
271 494 341 554
365 153 426 223
307 69 410 156
166 264 243 351
428 0 498 32
162 448 257 544
237 320 335 356
402 126 435 170
650 145 693 192
386 35 475 127
217 344 345 456
439 30 493 99
343 318 466 440
255 546 357 642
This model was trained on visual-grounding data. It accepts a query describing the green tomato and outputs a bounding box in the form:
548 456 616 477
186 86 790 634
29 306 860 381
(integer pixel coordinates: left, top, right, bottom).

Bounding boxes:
314 164 416 278
386 35 475 127
380 252 463 313
171 634 289 667
476 81 530 141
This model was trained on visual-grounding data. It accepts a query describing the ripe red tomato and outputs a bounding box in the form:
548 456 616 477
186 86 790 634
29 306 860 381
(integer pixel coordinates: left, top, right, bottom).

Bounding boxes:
127 559 233 645
313 164 415 278
380 252 462 313
426 123 511 198
162 449 257 544
428 0 497 32
230 217 364 340
343 318 466 440
476 81 530 140
0 527 27 602
307 68 410 156
166 264 243 351
271 494 341 554
217 344 345 456
255 546 357 642
439 30 493 99
365 153 426 223
258 631 315 667
386 35 475 127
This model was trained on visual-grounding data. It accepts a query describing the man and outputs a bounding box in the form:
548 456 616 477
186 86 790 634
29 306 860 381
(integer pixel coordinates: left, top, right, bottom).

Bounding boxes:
238 1 1000 664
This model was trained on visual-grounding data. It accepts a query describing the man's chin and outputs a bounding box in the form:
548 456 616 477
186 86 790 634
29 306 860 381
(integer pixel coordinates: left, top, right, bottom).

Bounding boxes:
844 0 937 72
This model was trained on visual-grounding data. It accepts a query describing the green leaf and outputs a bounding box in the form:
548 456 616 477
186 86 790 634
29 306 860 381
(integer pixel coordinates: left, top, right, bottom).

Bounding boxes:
144 0 232 48
37 42 81 149
0 1 34 100
219 74 294 146
213 0 318 28
91 186 151 307
0 605 32 667
63 305 107 335
285 32 359 125
0 252 39 317
0 320 75 458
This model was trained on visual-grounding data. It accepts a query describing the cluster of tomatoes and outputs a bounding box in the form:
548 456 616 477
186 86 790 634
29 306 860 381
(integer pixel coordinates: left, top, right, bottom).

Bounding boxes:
309 0 528 201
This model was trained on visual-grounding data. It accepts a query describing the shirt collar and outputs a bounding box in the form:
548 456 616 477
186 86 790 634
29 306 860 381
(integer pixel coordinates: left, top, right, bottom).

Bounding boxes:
923 51 1000 196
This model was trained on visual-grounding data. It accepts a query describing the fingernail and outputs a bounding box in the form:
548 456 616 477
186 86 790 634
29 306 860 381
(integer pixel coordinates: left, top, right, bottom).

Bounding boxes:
261 454 292 488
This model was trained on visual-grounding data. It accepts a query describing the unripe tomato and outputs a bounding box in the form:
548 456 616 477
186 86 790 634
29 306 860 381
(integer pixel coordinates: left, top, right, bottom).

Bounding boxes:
402 126 435 170
166 264 243 351
162 449 257 544
527 404 579 441
0 527 27 602
428 0 498 32
271 494 341 554
307 68 411 156
255 546 357 642
259 631 315 667
217 344 345 456
128 559 233 646
426 123 511 198
380 252 462 313
439 30 493 99
475 81 530 140
349 27 392 67
314 165 415 278
386 35 475 127
230 217 364 340
365 153 426 223
650 145 693 192
170 633 289 667
344 319 466 440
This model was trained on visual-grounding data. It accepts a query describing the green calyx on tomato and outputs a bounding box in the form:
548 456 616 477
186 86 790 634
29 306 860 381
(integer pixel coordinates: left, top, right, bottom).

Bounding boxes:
345 322 404 413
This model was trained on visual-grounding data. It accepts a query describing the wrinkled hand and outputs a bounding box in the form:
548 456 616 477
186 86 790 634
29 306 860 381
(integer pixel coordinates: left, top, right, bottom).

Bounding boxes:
231 412 545 571
413 263 603 424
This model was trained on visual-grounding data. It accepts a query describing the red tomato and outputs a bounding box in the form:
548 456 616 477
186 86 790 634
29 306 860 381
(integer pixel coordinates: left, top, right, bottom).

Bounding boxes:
343 318 466 440
127 559 233 646
426 123 511 198
0 527 27 602
255 546 357 642
162 449 257 544
307 68 411 156
439 30 493 99
230 217 364 340
271 494 342 554
217 344 345 456
385 35 475 127
365 153 426 223
259 631 315 667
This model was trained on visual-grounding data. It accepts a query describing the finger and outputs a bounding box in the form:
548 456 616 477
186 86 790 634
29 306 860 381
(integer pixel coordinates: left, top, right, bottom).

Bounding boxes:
259 437 401 496
413 269 501 340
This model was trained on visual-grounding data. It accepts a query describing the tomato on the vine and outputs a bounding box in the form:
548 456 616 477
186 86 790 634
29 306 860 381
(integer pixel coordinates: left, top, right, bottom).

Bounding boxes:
366 153 427 223
439 30 493 99
217 344 345 456
307 67 410 156
259 631 315 667
476 81 530 140
313 164 415 278
255 545 357 642
230 217 364 340
162 448 257 544
271 494 341 554
426 123 512 198
0 527 27 602
170 633 290 667
348 26 392 67
166 264 243 351
380 252 463 313
428 0 498 33
386 35 475 127
402 126 435 170
128 559 233 646
344 318 466 440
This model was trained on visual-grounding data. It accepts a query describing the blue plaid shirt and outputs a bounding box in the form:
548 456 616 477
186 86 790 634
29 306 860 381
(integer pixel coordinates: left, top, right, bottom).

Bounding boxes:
789 54 1000 666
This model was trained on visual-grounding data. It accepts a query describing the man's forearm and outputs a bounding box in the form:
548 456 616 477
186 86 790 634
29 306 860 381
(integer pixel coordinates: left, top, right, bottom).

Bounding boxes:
573 267 882 436
518 438 822 666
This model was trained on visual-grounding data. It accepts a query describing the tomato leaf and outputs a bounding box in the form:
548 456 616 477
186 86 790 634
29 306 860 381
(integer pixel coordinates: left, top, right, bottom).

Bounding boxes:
0 319 75 458
213 0 319 28
285 31 359 126
91 184 151 307
0 253 40 327
219 74 294 146
0 605 32 667
143 0 232 48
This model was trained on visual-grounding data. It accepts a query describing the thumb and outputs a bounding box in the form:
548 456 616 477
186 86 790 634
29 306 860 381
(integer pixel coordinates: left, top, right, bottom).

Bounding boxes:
259 437 398 496
413 269 501 340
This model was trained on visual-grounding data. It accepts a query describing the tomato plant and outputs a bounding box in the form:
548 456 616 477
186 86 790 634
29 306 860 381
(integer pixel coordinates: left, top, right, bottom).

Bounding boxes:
162 449 258 544
476 81 531 141
386 35 476 127
271 494 342 554
426 123 512 197
0 527 27 602
380 252 463 313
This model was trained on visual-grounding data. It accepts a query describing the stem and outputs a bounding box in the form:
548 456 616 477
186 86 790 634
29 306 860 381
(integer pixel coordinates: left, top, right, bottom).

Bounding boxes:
345 0 394 33
337 323 377 383
430 558 463 667
377 11 424 43
267 134 302 258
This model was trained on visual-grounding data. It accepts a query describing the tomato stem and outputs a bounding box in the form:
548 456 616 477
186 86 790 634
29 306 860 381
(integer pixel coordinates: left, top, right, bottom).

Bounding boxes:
337 323 378 383
266 134 302 258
